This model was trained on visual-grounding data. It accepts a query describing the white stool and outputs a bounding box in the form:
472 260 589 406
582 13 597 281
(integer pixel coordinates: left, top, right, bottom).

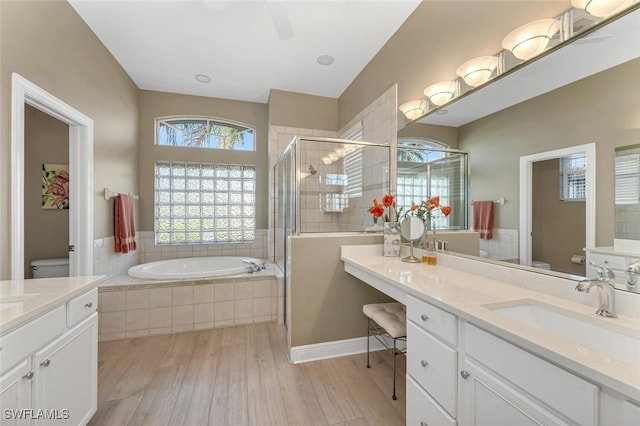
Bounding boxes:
363 302 407 400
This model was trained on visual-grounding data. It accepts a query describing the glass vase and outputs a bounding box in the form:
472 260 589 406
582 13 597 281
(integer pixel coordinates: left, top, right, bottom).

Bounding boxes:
383 222 401 257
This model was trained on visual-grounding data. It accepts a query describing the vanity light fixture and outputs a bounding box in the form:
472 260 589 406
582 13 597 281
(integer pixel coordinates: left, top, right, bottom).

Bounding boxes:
322 156 332 165
456 56 498 87
399 99 427 120
501 19 560 60
423 81 457 106
571 0 633 17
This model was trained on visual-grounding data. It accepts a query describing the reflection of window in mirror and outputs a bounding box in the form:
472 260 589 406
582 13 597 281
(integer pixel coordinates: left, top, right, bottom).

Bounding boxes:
615 144 640 241
397 138 469 230
559 153 587 202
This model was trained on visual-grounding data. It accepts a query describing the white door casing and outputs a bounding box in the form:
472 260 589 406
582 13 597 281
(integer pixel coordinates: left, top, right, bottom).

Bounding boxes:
519 143 595 267
11 73 94 279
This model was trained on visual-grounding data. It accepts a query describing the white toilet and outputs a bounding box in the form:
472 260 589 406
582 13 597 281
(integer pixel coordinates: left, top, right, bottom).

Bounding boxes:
30 258 70 278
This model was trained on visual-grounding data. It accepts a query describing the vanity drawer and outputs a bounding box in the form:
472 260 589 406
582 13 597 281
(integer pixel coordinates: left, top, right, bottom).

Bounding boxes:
407 295 457 345
0 305 66 374
465 323 597 426
589 252 626 270
408 322 458 417
407 375 457 426
67 288 98 327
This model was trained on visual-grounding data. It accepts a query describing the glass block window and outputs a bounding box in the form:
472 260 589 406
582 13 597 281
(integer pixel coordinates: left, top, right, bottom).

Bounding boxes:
156 117 255 151
560 153 587 201
155 162 256 244
397 173 428 210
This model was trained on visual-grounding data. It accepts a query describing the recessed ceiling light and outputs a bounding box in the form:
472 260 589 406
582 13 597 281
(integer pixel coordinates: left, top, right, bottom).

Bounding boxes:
317 55 335 66
435 109 448 115
194 74 212 83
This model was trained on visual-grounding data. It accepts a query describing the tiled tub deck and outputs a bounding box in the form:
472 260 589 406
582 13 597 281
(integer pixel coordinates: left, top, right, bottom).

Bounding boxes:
97 265 283 341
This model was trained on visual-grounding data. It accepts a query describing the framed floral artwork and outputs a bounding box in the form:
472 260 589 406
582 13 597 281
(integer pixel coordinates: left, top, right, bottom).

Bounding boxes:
42 163 69 209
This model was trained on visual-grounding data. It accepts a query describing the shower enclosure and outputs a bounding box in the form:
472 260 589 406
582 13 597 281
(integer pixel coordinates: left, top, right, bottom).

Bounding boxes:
273 137 391 327
396 143 469 231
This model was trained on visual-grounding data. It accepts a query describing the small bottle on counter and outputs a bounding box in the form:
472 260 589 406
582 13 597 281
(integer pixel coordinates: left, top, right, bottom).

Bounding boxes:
422 241 437 265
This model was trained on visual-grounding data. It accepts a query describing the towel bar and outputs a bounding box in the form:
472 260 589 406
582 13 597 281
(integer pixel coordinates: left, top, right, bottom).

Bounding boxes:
104 187 139 200
471 197 505 205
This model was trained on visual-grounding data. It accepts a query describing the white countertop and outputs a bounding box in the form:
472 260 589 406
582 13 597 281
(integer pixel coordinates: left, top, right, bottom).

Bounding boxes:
340 245 640 401
587 246 640 258
0 276 105 334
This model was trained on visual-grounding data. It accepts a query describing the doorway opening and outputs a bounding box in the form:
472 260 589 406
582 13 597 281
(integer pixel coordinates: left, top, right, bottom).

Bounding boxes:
519 143 595 272
11 73 94 279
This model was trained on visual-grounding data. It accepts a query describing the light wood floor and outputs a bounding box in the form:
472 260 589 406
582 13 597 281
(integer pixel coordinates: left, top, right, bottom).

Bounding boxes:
89 323 406 426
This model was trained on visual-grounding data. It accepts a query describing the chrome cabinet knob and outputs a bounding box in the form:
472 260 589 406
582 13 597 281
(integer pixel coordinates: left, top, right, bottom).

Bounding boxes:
460 370 470 379
420 422 428 426
40 359 51 367
420 360 429 367
420 314 429 321
22 371 34 380
85 302 93 308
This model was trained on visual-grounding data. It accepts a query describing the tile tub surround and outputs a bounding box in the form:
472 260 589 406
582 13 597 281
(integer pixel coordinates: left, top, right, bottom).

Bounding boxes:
97 265 282 341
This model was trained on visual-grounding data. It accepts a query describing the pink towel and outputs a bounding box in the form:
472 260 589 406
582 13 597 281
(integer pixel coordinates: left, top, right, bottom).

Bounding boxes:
473 201 493 240
115 194 137 253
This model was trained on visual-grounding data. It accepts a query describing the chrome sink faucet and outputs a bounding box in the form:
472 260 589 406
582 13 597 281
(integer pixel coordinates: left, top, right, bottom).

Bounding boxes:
575 265 617 318
625 261 640 286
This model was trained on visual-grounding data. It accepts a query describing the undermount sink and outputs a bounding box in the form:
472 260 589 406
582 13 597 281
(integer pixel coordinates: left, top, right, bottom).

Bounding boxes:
0 293 40 311
485 300 640 362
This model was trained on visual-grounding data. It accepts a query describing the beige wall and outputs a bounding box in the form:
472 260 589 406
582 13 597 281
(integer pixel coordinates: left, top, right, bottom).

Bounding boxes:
138 90 269 231
338 0 637 249
0 0 139 279
268 89 338 131
397 123 459 149
24 106 70 278
289 235 390 347
459 59 640 246
532 159 586 276
338 1 569 129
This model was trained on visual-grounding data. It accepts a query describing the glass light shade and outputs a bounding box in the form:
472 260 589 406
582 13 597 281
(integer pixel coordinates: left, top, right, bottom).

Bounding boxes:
423 81 456 106
571 0 632 17
502 19 560 60
456 56 498 87
399 99 427 120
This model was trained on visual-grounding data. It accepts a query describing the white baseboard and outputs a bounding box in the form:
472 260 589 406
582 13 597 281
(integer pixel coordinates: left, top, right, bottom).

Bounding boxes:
290 335 406 364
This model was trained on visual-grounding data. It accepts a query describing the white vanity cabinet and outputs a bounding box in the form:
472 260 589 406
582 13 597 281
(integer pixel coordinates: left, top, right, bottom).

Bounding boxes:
405 296 602 426
0 288 98 425
406 295 458 426
459 323 598 426
0 359 33 425
587 249 640 286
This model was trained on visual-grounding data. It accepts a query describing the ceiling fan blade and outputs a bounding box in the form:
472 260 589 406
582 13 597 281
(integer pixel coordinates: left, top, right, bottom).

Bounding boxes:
268 2 294 40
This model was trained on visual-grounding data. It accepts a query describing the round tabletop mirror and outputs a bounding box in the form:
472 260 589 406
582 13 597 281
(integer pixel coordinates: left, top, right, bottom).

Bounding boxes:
401 216 425 263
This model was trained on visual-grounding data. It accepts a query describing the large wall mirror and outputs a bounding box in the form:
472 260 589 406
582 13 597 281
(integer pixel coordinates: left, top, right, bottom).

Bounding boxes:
396 7 640 293
615 144 640 242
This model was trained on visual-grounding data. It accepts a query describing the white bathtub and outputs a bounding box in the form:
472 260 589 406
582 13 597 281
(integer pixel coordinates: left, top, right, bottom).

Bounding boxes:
128 256 262 280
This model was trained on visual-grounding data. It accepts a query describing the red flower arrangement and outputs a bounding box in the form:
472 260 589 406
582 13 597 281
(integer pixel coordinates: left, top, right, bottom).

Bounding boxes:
368 194 403 222
368 194 451 224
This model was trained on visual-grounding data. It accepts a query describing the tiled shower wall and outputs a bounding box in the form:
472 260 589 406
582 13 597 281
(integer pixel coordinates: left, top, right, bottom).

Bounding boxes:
337 85 398 231
94 229 270 277
268 84 399 244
